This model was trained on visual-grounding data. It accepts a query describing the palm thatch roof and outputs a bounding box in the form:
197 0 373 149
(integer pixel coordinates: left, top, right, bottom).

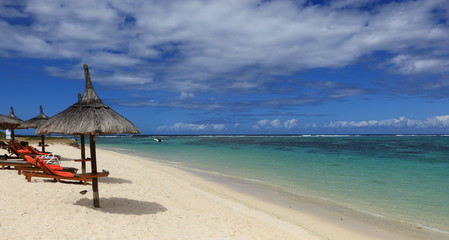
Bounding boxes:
37 64 140 135
21 105 50 129
7 107 26 129
0 114 20 129
36 64 140 208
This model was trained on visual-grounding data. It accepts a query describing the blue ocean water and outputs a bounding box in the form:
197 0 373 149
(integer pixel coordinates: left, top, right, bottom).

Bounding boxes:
94 135 449 233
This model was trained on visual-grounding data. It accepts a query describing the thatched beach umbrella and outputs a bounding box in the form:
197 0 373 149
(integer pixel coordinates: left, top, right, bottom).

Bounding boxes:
21 105 50 152
37 64 140 208
0 113 21 134
7 107 25 141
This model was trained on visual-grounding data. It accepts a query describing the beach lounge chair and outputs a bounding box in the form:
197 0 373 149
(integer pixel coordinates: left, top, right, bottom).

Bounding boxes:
5 141 59 159
22 156 109 185
22 143 54 156
0 159 33 173
17 155 78 174
1 155 76 175
25 145 51 156
13 141 52 155
5 142 38 158
1 142 23 159
0 141 9 150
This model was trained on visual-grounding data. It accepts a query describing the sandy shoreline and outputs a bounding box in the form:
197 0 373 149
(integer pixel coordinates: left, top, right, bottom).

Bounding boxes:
0 142 446 239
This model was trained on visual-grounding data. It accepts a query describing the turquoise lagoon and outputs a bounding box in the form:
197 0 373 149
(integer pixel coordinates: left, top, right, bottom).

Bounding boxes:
93 135 449 234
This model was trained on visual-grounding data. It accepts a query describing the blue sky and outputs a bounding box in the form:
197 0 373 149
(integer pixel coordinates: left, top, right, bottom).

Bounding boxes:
1 0 449 134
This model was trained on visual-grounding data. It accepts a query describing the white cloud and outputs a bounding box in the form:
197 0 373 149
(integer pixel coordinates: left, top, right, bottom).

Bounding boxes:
179 91 195 99
252 120 266 129
325 115 449 129
284 119 298 129
0 1 27 18
329 0 375 9
157 122 225 131
270 119 281 128
389 55 449 75
304 123 317 128
253 119 298 129
424 115 449 128
0 0 447 92
328 89 366 99
87 52 141 67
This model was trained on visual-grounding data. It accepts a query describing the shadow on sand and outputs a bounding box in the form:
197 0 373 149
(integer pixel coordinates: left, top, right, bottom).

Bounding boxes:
28 177 131 185
74 197 167 215
98 177 133 184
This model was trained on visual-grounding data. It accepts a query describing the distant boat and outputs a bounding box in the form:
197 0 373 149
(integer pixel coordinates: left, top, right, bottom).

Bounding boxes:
154 138 163 143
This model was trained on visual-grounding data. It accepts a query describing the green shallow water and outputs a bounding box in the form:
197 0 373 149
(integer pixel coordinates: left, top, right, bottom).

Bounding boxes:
94 135 449 233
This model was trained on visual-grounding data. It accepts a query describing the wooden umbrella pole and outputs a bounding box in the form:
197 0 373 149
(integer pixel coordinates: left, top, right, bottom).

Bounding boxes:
11 129 15 141
80 134 86 174
41 135 46 152
90 134 100 208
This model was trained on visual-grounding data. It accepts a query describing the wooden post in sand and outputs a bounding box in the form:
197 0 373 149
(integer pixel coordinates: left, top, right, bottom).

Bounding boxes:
80 134 86 174
10 129 15 141
40 134 46 152
90 134 100 208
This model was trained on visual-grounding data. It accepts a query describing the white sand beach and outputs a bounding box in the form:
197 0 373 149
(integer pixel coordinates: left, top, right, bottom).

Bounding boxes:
0 142 442 240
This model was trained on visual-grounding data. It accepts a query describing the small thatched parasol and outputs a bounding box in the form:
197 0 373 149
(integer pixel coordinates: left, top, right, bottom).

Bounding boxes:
21 105 50 152
0 113 21 131
7 107 25 141
37 64 140 208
